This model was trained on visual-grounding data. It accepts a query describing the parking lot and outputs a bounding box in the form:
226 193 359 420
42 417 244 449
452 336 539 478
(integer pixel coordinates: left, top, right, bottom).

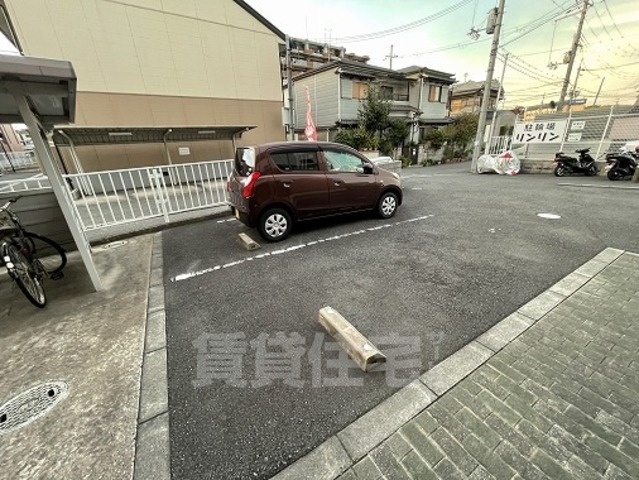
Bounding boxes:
162 164 639 479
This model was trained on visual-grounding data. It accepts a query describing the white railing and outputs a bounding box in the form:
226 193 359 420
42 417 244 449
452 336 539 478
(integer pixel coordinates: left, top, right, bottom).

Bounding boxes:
63 159 234 231
0 173 51 193
0 151 38 172
486 135 512 155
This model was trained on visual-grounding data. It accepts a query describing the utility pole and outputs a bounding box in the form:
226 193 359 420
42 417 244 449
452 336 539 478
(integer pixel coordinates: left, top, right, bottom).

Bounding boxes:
593 77 605 106
384 45 398 70
486 53 509 154
471 0 506 173
286 35 295 141
557 0 589 111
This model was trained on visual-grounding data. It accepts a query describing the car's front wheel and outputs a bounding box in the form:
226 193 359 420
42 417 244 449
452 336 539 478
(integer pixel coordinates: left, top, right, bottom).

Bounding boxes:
377 191 398 219
258 207 292 242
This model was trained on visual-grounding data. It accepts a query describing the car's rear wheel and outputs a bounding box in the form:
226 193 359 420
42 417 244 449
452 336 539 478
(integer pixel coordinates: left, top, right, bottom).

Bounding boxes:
377 191 398 219
258 207 292 242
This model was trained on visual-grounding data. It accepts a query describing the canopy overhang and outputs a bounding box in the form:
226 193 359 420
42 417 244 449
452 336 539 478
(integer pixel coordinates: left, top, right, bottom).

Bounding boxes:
0 54 76 126
52 125 256 146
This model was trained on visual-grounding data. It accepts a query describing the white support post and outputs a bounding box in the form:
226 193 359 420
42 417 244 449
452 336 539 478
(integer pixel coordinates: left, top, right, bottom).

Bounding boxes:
596 105 614 160
559 109 572 153
13 93 103 291
58 130 92 195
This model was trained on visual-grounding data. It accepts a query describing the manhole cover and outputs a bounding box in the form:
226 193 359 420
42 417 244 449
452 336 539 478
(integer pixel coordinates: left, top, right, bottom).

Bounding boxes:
99 240 129 250
0 382 69 435
537 213 562 220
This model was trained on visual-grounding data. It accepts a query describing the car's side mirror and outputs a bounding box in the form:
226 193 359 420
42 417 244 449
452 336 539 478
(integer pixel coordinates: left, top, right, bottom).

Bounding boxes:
361 164 374 174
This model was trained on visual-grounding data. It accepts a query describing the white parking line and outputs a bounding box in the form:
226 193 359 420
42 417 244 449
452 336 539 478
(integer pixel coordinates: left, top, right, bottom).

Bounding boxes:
216 218 237 224
170 214 435 283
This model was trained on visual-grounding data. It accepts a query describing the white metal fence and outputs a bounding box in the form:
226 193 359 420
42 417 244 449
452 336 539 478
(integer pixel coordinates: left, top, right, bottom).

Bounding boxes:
0 173 50 193
510 108 639 161
0 151 38 173
62 159 234 231
486 136 513 155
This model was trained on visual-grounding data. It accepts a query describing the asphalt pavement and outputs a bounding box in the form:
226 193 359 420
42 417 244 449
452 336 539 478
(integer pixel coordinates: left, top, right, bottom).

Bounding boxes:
162 164 639 479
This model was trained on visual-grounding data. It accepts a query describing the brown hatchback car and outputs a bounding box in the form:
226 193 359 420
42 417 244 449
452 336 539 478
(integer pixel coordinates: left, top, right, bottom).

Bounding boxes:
227 141 403 242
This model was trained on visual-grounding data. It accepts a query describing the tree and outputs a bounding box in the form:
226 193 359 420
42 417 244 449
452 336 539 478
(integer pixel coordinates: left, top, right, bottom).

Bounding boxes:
450 113 479 150
336 86 412 155
334 128 371 151
440 113 478 158
358 87 391 139
423 128 446 152
385 119 410 152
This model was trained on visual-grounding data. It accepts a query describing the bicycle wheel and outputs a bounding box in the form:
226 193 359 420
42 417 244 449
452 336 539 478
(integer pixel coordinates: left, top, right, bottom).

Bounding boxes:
5 244 47 308
23 232 67 275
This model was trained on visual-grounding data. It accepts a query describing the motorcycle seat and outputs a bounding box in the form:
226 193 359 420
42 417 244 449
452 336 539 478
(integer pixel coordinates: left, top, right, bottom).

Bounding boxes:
575 148 590 154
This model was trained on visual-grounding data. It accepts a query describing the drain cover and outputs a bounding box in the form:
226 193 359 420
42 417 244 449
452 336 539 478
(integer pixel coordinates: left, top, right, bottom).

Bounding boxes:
0 382 68 435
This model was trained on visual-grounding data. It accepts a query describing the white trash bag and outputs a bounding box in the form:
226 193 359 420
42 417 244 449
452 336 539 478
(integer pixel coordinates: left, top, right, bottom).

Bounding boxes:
477 150 520 175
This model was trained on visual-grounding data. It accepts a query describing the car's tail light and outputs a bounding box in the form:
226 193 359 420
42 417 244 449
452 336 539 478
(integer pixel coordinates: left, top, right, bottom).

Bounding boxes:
241 172 261 198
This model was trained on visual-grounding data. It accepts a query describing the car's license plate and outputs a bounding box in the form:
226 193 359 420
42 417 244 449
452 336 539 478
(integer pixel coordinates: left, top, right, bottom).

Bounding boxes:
234 208 240 219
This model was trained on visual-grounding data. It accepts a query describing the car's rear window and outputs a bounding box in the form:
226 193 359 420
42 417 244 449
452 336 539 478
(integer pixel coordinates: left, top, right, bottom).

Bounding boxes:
234 147 256 177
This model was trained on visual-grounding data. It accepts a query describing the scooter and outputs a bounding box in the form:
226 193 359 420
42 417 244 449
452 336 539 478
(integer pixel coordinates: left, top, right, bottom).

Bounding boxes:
605 148 637 181
553 148 598 177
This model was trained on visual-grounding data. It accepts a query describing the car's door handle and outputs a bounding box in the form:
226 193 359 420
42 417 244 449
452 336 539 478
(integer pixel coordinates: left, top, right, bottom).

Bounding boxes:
333 180 343 186
281 181 292 188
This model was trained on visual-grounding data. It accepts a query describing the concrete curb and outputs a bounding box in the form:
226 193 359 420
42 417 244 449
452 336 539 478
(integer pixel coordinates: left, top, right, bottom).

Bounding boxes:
271 247 624 479
134 233 170 480
90 208 232 246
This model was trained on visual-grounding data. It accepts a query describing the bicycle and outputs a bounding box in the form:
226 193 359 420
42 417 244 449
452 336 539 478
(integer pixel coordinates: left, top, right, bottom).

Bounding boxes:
1 196 67 308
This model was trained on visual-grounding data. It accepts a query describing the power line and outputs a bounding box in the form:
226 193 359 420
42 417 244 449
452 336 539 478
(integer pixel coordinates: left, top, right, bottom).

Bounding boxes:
400 2 574 59
500 0 577 48
600 0 639 56
581 36 637 79
584 60 639 71
502 49 564 82
584 14 636 58
325 0 474 44
509 48 558 58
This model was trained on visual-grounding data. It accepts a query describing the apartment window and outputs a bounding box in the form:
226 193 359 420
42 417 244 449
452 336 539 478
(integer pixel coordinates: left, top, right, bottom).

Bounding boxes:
380 86 393 100
353 82 369 99
428 85 442 102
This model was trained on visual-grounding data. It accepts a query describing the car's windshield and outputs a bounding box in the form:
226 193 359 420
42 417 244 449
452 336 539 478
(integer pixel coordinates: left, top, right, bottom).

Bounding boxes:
234 148 256 177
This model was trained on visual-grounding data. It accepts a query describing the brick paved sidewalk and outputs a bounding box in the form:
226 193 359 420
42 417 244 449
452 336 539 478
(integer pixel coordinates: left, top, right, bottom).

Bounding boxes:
275 249 639 480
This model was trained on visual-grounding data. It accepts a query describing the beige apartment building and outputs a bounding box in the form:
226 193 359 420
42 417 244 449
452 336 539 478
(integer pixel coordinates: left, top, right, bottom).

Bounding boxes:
0 0 286 171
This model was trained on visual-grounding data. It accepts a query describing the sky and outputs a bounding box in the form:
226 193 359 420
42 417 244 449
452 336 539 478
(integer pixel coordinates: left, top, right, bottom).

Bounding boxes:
245 0 639 108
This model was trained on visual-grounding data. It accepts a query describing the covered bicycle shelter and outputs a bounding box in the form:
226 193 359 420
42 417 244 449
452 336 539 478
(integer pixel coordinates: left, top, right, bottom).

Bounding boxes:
51 125 256 175
0 54 101 290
